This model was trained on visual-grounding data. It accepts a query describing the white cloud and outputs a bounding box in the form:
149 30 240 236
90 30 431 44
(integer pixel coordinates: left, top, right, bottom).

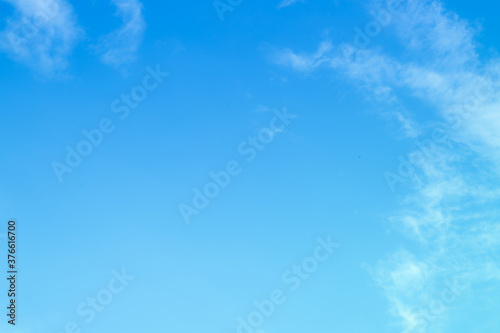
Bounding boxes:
273 42 422 138
96 0 146 67
273 0 500 330
0 0 82 76
277 0 304 9
273 41 332 72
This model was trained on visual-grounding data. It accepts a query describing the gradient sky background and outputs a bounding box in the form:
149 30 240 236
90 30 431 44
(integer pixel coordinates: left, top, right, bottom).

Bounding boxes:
1 0 500 332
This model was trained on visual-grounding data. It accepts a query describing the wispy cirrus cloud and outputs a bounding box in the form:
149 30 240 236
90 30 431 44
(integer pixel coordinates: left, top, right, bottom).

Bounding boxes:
272 0 500 331
0 0 82 76
273 42 420 138
95 0 146 68
277 0 305 9
273 41 332 71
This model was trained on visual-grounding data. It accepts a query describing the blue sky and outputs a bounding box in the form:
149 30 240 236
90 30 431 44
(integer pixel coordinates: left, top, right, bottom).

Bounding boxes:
1 0 500 332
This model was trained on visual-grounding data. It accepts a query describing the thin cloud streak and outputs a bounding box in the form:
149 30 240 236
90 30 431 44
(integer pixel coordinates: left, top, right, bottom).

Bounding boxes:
96 0 146 67
277 0 305 9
